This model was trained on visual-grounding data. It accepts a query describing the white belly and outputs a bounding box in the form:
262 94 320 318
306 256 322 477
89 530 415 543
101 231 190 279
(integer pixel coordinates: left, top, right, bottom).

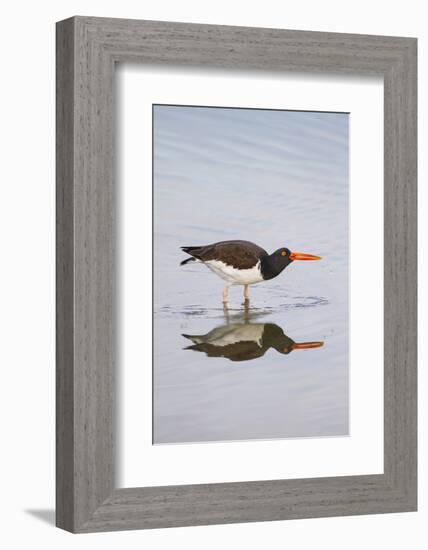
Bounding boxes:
204 260 264 285
201 323 265 348
189 324 265 347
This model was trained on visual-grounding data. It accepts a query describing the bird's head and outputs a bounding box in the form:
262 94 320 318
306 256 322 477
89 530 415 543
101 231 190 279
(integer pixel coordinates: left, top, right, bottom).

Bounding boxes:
261 246 322 280
270 247 321 270
263 324 324 355
274 247 322 262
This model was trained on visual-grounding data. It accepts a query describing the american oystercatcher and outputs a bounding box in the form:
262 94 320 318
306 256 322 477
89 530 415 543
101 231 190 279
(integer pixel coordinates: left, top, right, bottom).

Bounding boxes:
182 322 324 362
180 240 321 303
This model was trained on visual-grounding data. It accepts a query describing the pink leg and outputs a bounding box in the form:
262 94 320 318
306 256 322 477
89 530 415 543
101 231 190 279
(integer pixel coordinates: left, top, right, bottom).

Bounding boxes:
244 285 250 301
222 286 229 304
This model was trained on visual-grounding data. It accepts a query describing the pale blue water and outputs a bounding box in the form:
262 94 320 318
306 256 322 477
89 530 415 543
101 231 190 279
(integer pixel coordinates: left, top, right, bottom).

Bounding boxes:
153 105 349 444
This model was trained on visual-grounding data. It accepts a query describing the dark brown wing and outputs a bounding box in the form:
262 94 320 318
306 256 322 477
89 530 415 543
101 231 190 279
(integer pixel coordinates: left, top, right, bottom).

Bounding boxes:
185 341 267 362
181 240 267 269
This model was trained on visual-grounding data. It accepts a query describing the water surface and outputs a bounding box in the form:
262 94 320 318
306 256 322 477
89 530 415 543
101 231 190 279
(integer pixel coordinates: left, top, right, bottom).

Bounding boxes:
153 105 349 444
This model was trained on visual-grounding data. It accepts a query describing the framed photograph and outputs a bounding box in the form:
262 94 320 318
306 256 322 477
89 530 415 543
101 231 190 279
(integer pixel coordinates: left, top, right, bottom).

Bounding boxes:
56 16 417 532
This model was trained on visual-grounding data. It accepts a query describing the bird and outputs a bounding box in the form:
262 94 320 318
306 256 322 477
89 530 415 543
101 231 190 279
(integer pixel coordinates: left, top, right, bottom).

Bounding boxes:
182 322 324 362
180 240 321 303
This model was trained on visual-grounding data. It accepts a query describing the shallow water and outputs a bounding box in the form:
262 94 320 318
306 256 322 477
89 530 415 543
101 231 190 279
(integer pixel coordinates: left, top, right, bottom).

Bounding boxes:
153 105 349 444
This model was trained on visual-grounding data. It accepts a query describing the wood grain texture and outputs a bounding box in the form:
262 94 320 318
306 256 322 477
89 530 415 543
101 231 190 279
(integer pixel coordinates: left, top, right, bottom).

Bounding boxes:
56 16 417 533
56 18 75 532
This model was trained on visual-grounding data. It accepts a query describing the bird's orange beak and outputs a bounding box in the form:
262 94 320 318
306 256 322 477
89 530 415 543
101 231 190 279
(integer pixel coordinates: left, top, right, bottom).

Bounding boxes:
289 251 322 261
291 341 324 350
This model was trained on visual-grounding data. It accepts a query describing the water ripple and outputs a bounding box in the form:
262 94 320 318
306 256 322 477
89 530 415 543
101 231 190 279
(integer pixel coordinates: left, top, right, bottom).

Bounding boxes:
156 295 329 320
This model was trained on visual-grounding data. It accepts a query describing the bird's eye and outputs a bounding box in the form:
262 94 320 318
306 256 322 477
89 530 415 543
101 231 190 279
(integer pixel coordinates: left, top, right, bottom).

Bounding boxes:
281 250 287 257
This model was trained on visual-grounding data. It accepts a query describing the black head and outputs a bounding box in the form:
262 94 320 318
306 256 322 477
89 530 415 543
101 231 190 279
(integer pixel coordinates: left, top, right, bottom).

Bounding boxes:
273 247 294 266
261 247 293 280
262 323 295 354
263 323 324 355
261 246 321 280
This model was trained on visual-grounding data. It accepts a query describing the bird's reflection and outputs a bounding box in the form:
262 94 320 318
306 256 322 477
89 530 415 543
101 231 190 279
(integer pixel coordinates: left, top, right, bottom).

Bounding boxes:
182 317 324 362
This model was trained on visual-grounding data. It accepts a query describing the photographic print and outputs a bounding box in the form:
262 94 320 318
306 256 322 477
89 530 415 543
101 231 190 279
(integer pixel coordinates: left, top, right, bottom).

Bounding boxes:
153 104 349 445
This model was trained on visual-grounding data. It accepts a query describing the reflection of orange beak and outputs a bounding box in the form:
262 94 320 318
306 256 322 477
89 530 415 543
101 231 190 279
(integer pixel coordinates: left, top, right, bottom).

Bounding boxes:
291 341 324 350
289 252 322 261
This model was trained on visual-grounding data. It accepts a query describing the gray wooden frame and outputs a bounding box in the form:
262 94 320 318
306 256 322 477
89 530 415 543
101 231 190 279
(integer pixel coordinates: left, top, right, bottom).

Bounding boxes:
56 16 417 533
